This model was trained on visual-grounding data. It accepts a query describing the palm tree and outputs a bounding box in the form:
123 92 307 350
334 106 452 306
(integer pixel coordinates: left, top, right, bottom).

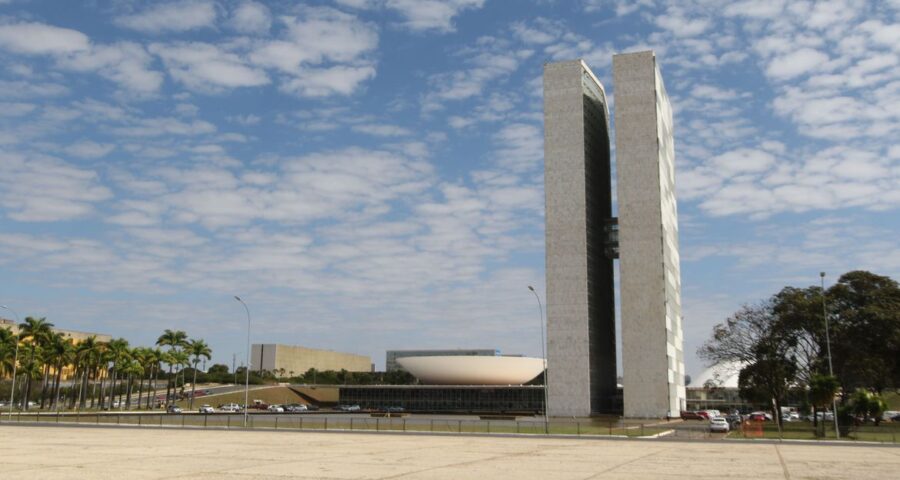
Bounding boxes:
121 358 143 410
17 342 42 408
145 348 163 409
171 350 190 400
156 330 188 405
17 317 54 410
0 328 17 378
45 333 74 410
71 336 98 409
105 338 130 408
186 339 212 409
130 347 148 410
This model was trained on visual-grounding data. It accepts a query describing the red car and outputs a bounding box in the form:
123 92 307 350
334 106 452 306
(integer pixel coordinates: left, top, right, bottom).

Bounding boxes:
680 411 705 420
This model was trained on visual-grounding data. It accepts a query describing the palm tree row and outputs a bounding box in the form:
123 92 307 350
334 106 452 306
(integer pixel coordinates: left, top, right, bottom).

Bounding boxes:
0 318 212 411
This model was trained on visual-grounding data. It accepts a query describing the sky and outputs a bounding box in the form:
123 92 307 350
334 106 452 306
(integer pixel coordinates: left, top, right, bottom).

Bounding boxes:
0 0 898 378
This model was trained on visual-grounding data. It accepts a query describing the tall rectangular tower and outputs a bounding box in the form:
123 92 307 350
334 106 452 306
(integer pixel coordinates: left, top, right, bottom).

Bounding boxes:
543 60 618 417
614 51 685 418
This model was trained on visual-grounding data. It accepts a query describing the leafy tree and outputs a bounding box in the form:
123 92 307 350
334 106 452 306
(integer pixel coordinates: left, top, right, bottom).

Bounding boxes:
849 389 888 426
207 364 229 376
186 339 212 409
699 300 798 430
828 271 900 392
17 317 54 410
808 374 839 429
156 329 188 405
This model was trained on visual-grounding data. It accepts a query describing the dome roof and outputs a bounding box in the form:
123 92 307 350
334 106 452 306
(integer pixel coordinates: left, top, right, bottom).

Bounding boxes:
689 361 746 389
397 355 545 385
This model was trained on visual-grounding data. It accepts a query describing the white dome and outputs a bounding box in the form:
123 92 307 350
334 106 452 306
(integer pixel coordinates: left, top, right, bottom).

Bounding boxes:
397 356 546 385
690 361 745 389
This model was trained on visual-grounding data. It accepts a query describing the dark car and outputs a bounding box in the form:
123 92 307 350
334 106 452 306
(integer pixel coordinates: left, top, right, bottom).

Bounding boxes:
305 404 320 411
680 411 704 420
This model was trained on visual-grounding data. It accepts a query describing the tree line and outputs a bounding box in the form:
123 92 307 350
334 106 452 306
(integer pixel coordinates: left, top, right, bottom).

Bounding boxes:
700 270 900 429
0 320 211 411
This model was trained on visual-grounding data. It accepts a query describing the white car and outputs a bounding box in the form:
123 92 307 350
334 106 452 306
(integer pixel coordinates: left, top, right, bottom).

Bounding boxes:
709 417 730 433
199 404 215 414
267 404 285 413
219 403 241 412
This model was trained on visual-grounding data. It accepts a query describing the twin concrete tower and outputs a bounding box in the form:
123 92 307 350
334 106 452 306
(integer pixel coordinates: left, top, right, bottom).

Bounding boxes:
543 51 685 418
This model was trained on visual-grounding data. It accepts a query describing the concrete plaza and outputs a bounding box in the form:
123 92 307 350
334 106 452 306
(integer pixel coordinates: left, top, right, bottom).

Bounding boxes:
1 425 897 479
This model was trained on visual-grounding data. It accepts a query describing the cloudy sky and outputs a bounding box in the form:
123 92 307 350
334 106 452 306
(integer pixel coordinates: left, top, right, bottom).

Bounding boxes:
1 0 898 376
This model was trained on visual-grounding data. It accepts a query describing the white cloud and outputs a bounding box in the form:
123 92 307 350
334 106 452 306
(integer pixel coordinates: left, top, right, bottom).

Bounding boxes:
0 22 89 55
280 65 376 97
230 1 272 34
352 124 412 136
710 148 776 175
150 42 270 92
385 0 484 32
766 48 830 80
66 141 115 159
492 123 543 172
58 42 163 94
115 0 217 34
0 102 36 116
251 8 378 72
0 152 112 222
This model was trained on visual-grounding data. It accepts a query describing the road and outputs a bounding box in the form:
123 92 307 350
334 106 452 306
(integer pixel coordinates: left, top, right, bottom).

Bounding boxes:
1 424 898 479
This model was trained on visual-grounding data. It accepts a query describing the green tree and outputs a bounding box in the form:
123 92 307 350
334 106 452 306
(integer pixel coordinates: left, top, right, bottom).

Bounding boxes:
17 317 54 410
186 339 212 409
699 301 798 431
156 329 188 405
849 389 888 425
808 374 839 430
828 271 900 392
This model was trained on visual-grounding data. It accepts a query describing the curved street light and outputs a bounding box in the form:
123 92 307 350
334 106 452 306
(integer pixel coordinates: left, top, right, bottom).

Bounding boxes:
1 305 20 421
527 286 550 434
234 296 251 428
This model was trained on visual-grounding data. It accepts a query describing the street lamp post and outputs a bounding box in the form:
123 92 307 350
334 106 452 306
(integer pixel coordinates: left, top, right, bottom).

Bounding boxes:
1 305 21 421
234 296 251 428
528 286 550 434
820 272 840 439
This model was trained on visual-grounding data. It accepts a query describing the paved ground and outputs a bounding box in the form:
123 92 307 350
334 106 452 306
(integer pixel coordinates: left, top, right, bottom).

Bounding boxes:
1 425 898 479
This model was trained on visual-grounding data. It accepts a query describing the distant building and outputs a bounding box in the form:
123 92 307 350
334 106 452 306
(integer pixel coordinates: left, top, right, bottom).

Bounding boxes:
250 344 371 375
386 349 499 372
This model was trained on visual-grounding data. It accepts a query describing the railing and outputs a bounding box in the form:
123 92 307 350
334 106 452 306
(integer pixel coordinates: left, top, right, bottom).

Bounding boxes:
1 413 897 443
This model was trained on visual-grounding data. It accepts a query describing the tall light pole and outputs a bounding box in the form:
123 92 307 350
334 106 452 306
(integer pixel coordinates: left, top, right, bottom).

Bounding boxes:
528 286 550 434
820 273 840 439
1 305 20 421
234 296 251 428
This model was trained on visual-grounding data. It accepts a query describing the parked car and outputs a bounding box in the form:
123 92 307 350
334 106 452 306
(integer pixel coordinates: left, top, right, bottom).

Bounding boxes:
781 412 800 422
725 413 742 427
696 411 710 420
385 406 405 413
680 411 704 420
881 411 899 422
199 404 215 414
166 405 183 414
305 404 320 411
709 417 730 433
891 413 900 422
334 404 361 412
748 411 771 422
219 403 241 412
267 404 285 413
284 404 308 413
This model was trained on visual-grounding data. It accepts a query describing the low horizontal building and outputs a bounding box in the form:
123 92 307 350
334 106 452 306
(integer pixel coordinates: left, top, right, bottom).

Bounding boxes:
339 385 544 414
251 344 371 375
0 318 112 344
386 348 499 372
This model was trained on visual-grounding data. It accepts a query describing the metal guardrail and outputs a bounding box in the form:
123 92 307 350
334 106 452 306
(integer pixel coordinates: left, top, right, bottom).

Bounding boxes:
1 413 897 443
